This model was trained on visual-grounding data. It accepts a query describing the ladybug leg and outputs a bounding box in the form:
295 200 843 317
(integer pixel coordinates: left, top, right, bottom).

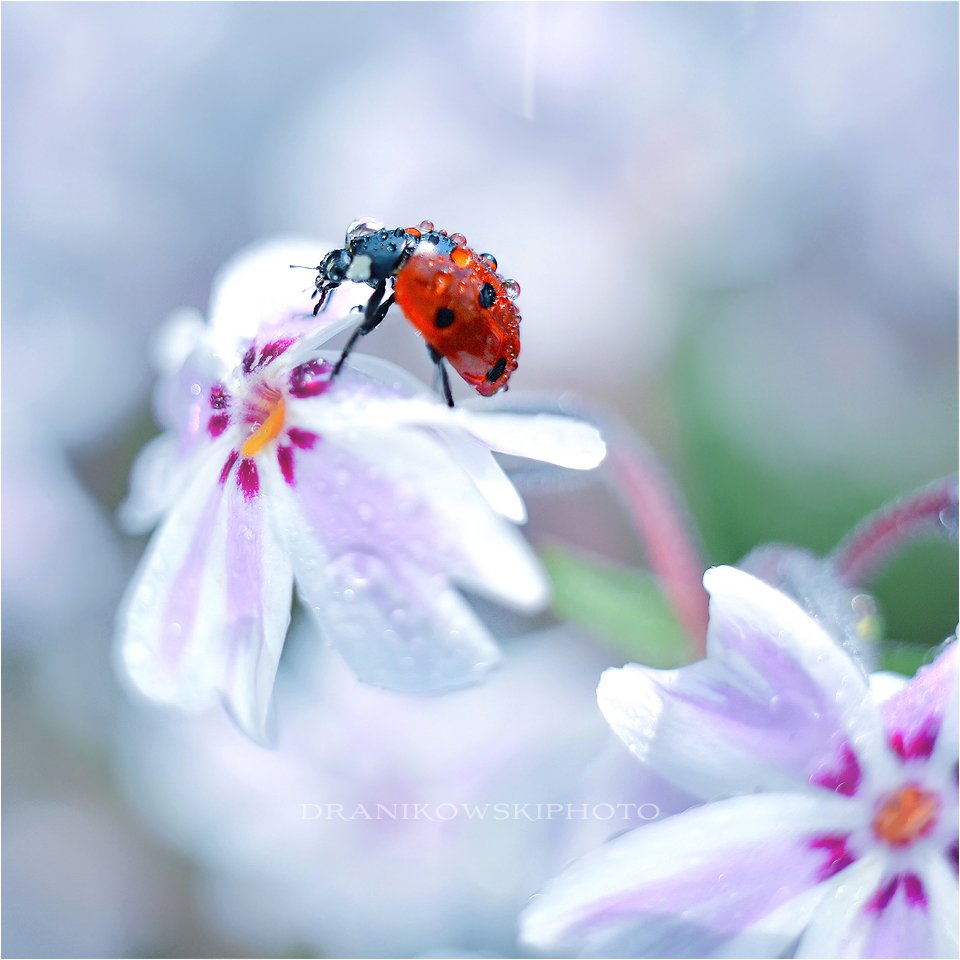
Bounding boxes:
427 345 455 408
332 280 395 377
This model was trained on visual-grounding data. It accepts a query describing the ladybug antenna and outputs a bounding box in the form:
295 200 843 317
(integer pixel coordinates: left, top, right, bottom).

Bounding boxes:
289 263 320 270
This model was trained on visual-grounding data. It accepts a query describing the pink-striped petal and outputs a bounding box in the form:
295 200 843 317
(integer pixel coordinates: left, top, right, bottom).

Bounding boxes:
794 858 946 958
218 464 295 741
882 642 958 766
598 567 892 800
116 444 294 742
521 793 859 958
271 432 555 692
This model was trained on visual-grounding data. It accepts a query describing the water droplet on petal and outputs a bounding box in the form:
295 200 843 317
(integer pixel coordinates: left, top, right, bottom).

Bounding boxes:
450 232 467 246
418 219 435 232
190 382 202 396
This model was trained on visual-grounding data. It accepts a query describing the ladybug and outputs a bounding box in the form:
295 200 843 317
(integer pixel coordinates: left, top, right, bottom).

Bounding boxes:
296 218 522 406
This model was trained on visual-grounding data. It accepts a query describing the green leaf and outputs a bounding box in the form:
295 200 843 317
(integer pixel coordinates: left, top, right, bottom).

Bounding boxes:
880 641 938 678
542 547 693 667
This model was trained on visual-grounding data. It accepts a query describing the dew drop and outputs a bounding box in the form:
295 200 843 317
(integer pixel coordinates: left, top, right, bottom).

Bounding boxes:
346 217 382 240
418 219 435 232
342 588 356 602
450 232 467 246
480 252 498 270
503 278 521 300
190 382 202 396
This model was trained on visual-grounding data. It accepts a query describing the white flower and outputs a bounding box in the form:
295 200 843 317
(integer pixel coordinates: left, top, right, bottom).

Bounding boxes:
116 239 606 740
521 566 959 958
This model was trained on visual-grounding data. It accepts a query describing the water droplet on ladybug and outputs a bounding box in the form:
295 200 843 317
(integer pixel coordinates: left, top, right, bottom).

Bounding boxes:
450 232 467 246
503 278 521 300
346 217 381 241
418 219 435 232
480 252 498 270
451 247 472 268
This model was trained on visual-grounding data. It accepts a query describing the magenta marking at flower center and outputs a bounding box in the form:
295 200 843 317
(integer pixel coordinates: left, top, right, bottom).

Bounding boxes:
811 741 863 797
809 833 856 882
867 872 928 914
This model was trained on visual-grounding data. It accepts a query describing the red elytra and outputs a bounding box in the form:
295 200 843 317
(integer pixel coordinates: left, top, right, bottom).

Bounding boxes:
393 240 521 397
306 221 523 401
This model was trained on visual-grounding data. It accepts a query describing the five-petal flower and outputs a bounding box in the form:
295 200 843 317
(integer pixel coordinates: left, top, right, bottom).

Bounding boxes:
521 566 958 958
116 241 606 740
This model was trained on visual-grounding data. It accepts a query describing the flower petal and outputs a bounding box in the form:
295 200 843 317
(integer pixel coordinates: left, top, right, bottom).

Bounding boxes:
453 409 607 470
432 428 527 523
116 445 294 741
305 553 502 693
923 857 960 958
311 387 607 471
288 409 550 613
521 792 858 958
219 464 295 741
856 873 947 959
304 356 529 520
119 433 195 534
882 641 958 766
273 433 550 691
794 859 927 958
598 566 891 799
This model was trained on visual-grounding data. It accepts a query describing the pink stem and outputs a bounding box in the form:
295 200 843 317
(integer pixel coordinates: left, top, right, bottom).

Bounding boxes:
831 476 958 587
605 423 709 658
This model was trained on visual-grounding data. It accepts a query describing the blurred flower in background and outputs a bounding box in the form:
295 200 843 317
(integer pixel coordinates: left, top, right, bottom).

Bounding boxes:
116 623 693 958
521 569 959 957
2 2 956 957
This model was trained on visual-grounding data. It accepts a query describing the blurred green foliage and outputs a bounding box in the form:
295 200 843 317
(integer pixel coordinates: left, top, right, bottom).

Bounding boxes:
542 547 692 668
670 302 958 675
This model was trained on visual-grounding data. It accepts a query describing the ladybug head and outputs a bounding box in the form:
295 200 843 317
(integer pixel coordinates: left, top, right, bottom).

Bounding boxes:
313 247 353 309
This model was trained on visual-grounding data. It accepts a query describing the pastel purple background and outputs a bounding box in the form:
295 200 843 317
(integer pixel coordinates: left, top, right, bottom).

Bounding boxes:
2 3 957 957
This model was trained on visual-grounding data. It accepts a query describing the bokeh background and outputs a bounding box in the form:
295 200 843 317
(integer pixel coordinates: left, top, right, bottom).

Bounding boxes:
3 3 957 957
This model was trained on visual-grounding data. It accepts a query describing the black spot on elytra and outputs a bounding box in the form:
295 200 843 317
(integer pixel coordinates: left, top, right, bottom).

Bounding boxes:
479 283 496 309
434 306 456 329
486 357 507 382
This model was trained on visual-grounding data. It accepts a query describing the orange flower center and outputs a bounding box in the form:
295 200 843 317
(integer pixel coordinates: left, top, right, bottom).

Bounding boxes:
872 784 939 848
241 393 285 457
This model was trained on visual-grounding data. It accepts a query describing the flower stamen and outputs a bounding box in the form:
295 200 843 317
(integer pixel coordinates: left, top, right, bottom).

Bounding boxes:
241 393 285 458
872 784 939 847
